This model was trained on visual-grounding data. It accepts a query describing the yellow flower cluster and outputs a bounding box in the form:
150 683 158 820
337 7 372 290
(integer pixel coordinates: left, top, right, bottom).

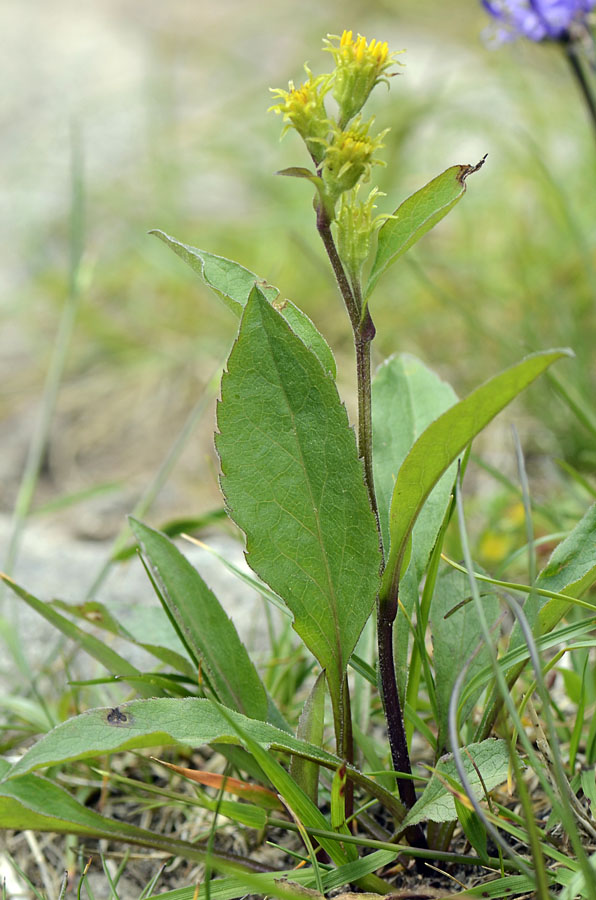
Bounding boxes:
324 30 403 127
333 30 391 69
270 29 400 221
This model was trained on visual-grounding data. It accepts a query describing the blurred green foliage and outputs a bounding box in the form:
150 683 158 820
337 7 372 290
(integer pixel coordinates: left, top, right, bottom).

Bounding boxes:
3 0 595 524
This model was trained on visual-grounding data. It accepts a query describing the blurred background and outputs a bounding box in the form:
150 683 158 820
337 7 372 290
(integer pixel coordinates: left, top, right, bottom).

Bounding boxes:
2 0 595 549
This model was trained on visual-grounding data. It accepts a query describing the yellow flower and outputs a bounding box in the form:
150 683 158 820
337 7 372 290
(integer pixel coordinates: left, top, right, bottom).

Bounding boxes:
324 30 403 127
321 118 387 203
269 68 331 164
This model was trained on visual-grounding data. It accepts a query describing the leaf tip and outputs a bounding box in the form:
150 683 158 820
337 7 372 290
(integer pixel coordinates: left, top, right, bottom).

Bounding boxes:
457 153 487 185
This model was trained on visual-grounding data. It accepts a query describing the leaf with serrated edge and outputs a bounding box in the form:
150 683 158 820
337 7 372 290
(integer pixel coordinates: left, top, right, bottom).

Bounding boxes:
380 349 572 607
4 699 405 820
3 699 339 781
150 230 335 377
216 287 381 707
401 739 509 827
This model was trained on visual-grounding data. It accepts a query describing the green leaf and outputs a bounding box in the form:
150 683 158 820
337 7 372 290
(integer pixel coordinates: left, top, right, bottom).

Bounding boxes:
380 349 572 607
401 739 509 827
50 597 197 679
372 353 457 556
150 230 336 377
3 699 336 781
372 354 457 698
365 160 485 299
129 518 269 722
431 568 500 753
5 698 405 820
535 502 596 634
216 287 381 706
453 796 488 862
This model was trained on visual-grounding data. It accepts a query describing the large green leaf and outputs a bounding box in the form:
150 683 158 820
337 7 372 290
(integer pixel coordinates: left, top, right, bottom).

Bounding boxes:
3 698 406 820
430 569 500 753
380 349 572 607
129 518 269 722
216 287 381 706
3 699 339 781
365 161 485 299
151 230 335 377
401 739 509 827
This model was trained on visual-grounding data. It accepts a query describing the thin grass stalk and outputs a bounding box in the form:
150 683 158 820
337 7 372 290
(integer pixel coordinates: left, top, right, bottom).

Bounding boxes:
4 123 85 583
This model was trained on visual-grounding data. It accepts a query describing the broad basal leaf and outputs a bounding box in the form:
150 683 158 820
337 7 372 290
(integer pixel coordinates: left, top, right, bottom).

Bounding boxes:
216 287 381 704
130 518 269 722
365 160 485 300
380 349 572 607
151 230 335 377
3 698 341 781
3 698 408 822
401 739 509 826
431 568 500 753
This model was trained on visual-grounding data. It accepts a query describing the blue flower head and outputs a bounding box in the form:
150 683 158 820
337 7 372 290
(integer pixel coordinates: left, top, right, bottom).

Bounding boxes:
482 0 595 42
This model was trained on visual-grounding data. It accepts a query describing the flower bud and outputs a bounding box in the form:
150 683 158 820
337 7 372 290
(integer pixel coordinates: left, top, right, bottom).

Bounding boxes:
336 186 391 280
324 30 403 127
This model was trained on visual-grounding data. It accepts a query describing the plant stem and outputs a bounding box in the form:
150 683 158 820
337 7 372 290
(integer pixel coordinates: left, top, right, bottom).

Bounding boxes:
377 609 416 809
562 34 596 145
316 211 360 331
316 208 421 841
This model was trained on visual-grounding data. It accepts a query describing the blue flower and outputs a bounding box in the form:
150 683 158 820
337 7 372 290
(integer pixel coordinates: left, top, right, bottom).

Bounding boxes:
482 0 595 42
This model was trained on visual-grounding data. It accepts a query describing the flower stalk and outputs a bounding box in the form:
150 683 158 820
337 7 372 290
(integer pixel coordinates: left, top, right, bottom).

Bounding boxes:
272 30 422 830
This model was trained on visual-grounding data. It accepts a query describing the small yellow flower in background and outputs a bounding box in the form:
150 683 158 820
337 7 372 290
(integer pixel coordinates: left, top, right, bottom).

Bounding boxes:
324 29 403 127
322 118 388 204
269 68 332 164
